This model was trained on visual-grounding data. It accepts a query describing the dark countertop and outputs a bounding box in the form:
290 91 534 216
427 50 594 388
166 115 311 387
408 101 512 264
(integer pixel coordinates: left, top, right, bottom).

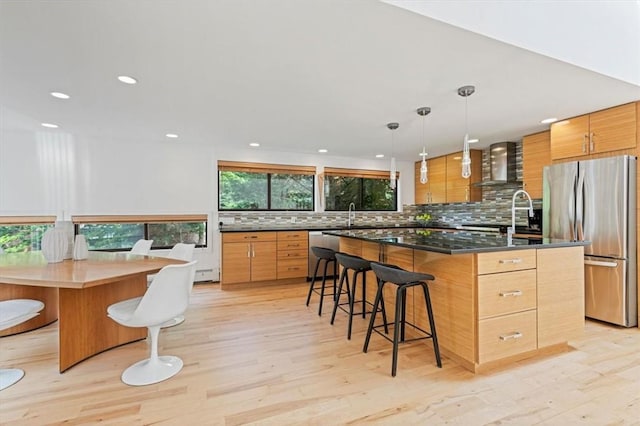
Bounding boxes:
323 228 588 254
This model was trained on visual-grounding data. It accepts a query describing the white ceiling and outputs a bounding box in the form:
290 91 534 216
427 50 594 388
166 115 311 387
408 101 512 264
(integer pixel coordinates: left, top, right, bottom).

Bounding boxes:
1 0 639 162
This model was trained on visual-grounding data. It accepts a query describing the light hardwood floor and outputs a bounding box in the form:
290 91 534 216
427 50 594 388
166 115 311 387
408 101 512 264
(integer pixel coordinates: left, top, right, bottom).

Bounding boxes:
1 281 639 425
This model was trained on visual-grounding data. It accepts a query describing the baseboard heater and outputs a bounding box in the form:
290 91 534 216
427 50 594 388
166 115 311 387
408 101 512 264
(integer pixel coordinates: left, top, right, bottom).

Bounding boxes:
194 268 218 282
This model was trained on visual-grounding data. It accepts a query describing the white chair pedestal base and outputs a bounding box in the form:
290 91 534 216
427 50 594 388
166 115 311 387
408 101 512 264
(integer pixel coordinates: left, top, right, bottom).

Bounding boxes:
160 315 185 328
0 368 25 391
121 355 183 386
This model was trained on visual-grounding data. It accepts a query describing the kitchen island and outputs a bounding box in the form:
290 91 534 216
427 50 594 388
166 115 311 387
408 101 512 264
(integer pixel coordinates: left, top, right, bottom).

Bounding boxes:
325 227 589 373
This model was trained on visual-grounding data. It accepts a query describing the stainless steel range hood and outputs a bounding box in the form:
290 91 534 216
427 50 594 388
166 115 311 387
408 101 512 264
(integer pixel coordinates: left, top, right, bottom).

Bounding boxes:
474 141 521 186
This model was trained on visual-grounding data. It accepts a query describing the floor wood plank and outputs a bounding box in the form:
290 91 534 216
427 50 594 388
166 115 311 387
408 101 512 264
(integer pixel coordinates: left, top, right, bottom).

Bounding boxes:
0 281 638 425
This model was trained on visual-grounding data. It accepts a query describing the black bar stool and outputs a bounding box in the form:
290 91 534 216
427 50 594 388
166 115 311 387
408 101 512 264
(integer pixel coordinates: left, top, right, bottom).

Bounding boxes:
330 253 387 340
363 262 441 377
306 246 339 316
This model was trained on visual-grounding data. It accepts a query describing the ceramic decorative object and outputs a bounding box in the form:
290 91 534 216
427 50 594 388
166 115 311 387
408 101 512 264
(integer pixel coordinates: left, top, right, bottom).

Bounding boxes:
41 228 68 263
55 221 74 259
73 235 89 260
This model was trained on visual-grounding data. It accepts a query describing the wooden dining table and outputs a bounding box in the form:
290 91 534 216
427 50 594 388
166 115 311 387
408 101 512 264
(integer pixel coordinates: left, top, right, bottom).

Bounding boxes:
0 251 184 372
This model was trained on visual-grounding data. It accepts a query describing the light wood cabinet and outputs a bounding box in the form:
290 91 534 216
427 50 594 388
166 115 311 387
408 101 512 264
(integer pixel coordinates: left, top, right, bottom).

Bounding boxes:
414 156 447 204
221 232 277 285
550 102 636 160
445 150 482 203
522 130 550 199
476 250 537 363
276 231 308 279
349 235 585 372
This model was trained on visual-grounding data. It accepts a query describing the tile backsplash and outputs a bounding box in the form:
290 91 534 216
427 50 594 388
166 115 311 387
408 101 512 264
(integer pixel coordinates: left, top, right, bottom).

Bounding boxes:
219 141 541 229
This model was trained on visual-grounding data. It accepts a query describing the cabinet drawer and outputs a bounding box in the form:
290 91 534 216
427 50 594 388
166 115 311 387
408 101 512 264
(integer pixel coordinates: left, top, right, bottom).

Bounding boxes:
277 258 308 279
277 248 308 260
223 232 277 243
477 250 536 274
277 239 308 251
478 310 537 363
277 230 308 241
478 270 537 319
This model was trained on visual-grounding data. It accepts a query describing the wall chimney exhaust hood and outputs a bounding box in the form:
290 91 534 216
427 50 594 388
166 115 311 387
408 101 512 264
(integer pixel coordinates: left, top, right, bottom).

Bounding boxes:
474 141 521 186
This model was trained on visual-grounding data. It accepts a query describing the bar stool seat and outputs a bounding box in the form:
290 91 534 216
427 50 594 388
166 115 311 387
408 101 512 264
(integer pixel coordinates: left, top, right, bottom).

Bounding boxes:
330 253 387 340
306 247 342 316
363 262 441 377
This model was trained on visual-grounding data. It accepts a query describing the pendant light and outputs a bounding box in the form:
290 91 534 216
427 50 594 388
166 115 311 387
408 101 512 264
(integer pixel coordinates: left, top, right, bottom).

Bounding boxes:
387 122 399 189
458 85 475 179
417 107 431 184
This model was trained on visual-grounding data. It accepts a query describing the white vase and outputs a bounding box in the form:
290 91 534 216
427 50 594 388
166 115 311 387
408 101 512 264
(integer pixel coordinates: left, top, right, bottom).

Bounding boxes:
73 235 89 260
41 228 68 263
55 221 74 259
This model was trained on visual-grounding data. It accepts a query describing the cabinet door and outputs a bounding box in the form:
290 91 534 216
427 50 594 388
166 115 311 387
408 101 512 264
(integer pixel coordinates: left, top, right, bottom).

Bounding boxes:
550 114 589 159
414 161 430 204
429 156 447 203
251 241 277 281
589 102 636 154
522 130 550 199
446 151 481 202
221 242 251 284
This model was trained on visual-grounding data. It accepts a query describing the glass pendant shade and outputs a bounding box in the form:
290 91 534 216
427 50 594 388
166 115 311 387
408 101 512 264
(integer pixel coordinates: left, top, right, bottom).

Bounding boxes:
416 107 431 185
390 157 397 189
419 146 428 184
461 133 471 178
386 122 399 189
458 85 475 179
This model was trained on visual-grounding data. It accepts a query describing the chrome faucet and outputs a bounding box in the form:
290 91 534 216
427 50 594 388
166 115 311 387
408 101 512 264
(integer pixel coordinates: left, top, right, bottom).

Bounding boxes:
348 202 356 228
508 189 534 245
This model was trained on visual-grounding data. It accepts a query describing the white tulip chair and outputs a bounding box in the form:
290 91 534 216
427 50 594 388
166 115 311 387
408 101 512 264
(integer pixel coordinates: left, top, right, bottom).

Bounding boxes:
0 299 45 391
107 260 197 386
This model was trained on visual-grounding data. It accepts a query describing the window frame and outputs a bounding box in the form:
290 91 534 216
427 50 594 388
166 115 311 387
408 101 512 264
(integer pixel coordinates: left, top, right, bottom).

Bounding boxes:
322 167 398 212
218 161 316 211
72 214 208 251
0 216 56 253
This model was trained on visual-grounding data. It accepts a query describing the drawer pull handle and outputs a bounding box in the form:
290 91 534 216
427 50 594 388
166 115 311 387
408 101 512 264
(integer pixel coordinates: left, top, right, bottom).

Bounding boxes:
244 235 258 239
288 243 300 247
288 267 299 271
499 290 523 297
584 259 617 268
499 258 522 264
499 332 523 341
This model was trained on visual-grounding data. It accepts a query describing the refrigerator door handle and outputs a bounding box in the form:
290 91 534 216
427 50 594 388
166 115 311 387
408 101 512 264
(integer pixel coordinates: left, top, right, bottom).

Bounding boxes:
576 171 585 241
584 259 618 268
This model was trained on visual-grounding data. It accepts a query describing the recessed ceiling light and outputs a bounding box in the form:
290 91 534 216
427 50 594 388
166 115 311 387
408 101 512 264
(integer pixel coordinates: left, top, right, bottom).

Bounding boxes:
41 122 59 128
165 133 178 138
376 154 384 158
468 138 479 143
117 75 138 85
318 149 328 153
249 143 260 147
50 91 70 99
541 117 558 124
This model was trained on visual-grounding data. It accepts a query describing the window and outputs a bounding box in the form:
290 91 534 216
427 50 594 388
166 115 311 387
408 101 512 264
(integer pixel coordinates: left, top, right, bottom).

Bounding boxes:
72 215 207 251
323 168 397 211
218 161 315 211
0 216 56 253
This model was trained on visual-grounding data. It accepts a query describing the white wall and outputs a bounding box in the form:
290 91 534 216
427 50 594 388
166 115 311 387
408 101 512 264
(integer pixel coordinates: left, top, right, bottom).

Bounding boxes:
386 0 640 86
1 125 414 279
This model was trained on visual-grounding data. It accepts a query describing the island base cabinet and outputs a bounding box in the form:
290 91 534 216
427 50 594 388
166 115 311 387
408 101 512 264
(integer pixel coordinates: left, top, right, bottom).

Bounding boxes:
478 310 537 364
537 246 585 347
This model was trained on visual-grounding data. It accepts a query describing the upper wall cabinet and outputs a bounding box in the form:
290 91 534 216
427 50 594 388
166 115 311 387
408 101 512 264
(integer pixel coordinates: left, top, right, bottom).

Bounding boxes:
445 150 482 203
414 156 446 204
522 130 551 199
550 102 637 160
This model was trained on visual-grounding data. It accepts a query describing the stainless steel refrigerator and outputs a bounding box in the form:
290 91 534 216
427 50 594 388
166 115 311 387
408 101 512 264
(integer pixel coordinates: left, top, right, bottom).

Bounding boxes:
543 155 637 327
